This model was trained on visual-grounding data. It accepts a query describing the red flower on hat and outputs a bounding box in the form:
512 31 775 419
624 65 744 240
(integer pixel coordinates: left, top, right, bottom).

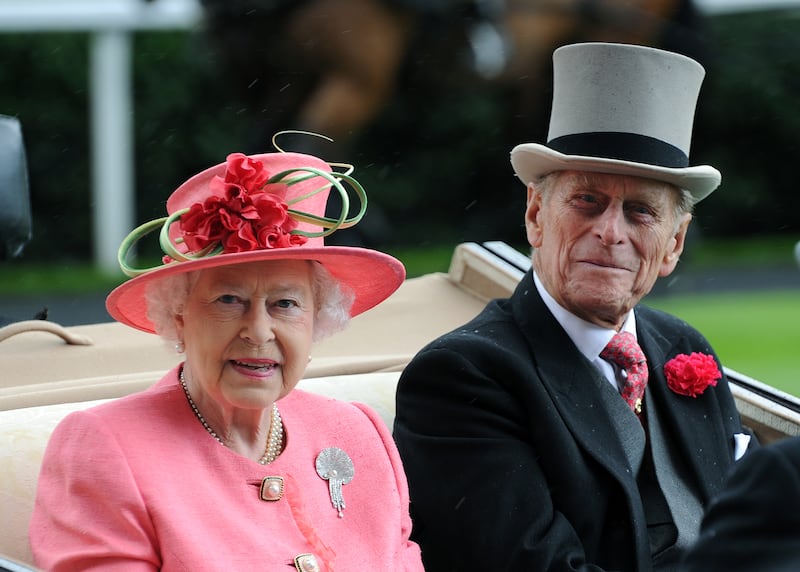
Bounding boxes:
664 352 721 397
179 153 307 253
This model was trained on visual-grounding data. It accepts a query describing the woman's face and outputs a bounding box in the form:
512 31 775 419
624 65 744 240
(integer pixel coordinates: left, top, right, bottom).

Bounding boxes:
176 259 316 411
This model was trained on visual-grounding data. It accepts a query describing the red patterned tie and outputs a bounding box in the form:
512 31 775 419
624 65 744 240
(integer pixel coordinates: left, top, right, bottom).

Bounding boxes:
600 332 648 414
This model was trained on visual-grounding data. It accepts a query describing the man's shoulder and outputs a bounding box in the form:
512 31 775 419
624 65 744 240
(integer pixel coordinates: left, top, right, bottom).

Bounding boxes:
636 303 691 328
402 293 555 382
767 436 800 469
418 297 520 349
636 303 707 340
636 303 720 363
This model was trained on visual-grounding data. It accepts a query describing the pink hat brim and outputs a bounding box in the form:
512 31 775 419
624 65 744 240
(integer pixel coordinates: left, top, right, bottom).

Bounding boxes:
106 246 405 334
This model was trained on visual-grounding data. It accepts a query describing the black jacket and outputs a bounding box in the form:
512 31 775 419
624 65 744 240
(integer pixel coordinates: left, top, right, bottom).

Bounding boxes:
394 271 750 571
681 436 800 572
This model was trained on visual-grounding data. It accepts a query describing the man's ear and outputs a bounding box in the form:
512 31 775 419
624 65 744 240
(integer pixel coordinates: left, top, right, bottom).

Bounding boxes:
525 183 544 248
659 212 692 277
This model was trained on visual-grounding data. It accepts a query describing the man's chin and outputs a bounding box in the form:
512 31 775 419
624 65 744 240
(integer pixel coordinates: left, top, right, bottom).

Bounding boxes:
572 267 634 291
566 286 635 326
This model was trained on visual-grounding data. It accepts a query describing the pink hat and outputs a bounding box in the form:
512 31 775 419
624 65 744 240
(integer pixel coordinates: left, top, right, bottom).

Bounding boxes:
106 151 405 334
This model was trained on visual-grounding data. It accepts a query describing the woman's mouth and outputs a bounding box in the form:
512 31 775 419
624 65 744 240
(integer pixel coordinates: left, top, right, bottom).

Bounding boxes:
231 360 278 372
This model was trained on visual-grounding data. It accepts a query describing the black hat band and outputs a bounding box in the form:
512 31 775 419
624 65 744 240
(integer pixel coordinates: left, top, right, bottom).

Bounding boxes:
548 132 689 168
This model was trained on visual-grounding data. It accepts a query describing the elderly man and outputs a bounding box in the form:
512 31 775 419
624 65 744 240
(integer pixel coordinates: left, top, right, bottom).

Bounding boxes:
393 42 755 571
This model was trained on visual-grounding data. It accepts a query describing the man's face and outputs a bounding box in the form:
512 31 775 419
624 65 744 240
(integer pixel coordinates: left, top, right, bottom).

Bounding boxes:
525 171 691 329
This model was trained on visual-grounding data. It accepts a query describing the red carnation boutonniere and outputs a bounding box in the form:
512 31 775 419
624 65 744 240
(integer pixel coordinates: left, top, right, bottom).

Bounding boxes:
664 352 722 397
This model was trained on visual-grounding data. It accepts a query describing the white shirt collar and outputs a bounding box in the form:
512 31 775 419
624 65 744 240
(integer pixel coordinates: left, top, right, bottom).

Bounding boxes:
532 271 638 361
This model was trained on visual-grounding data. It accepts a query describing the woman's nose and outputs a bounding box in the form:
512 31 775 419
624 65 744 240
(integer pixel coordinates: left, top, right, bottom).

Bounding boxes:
240 305 275 346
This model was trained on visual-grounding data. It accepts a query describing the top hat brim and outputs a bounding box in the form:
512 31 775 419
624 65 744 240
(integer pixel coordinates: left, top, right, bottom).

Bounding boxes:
511 143 721 203
106 246 405 334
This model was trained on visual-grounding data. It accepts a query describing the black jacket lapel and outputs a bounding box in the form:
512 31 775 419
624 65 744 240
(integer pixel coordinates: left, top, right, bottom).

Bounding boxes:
636 310 735 501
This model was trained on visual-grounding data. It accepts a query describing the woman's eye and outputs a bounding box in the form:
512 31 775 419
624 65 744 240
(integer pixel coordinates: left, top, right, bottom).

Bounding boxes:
217 294 240 304
274 298 298 310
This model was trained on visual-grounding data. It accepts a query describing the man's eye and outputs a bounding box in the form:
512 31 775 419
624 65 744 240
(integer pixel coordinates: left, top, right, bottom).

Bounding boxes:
629 204 655 217
572 193 599 206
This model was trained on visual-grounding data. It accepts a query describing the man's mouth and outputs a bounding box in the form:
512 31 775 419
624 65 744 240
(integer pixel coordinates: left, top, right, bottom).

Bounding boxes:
582 258 627 271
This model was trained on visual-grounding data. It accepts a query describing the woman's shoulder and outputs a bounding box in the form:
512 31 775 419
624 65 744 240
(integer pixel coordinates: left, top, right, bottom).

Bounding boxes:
282 389 390 441
57 371 181 430
283 388 373 419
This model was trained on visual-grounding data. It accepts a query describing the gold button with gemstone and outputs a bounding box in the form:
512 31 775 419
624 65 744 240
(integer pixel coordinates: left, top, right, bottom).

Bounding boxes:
294 553 320 572
259 476 284 501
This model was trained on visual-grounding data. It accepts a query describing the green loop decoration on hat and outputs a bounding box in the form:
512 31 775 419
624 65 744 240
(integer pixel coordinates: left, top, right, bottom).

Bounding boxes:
282 166 367 233
117 152 368 278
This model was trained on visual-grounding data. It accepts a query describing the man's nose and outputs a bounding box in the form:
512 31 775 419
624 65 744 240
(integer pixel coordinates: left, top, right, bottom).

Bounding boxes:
595 205 626 246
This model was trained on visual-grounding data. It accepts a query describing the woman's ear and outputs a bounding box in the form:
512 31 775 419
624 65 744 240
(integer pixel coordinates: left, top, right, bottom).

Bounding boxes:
174 312 185 343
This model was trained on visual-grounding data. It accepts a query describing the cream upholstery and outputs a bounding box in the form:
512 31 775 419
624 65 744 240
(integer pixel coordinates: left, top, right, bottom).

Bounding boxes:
0 398 112 567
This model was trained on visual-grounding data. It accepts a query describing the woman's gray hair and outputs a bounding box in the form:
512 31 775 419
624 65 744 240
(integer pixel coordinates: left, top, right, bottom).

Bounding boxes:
145 261 353 346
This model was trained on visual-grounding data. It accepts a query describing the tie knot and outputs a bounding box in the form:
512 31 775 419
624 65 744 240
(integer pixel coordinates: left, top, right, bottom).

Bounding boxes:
601 332 646 370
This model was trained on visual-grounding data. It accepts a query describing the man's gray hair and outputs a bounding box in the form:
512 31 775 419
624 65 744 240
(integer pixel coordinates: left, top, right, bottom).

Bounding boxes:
534 170 695 221
144 261 353 346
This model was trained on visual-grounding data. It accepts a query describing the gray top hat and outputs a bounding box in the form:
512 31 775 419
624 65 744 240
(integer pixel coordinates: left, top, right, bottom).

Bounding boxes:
510 42 721 202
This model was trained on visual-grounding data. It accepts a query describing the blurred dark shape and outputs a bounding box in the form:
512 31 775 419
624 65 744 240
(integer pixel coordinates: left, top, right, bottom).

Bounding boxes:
0 307 48 329
198 0 710 245
0 115 31 259
199 0 708 150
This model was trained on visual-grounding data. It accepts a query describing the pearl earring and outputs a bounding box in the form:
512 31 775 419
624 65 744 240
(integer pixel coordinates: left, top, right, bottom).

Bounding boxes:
175 341 185 354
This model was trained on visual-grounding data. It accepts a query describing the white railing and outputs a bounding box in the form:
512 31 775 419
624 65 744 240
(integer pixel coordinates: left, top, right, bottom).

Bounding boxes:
695 0 800 14
0 0 202 273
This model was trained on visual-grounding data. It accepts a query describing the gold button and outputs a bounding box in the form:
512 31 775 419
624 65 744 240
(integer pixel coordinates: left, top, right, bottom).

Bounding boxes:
294 553 319 572
259 476 284 501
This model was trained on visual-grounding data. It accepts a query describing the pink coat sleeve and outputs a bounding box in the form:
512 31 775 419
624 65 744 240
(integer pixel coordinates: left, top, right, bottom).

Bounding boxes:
29 410 161 571
351 402 424 572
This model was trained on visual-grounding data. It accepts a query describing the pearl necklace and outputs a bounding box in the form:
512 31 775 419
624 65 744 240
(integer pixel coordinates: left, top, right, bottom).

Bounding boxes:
179 367 284 465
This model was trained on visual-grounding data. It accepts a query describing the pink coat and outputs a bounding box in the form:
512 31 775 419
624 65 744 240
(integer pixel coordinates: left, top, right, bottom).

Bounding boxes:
30 366 423 571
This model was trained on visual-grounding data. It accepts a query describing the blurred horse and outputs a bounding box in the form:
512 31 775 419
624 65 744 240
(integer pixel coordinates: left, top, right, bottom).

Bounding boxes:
199 0 708 154
198 0 709 244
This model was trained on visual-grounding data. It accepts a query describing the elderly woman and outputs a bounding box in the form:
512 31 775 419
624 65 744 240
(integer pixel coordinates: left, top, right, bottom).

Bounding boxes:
29 149 423 571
